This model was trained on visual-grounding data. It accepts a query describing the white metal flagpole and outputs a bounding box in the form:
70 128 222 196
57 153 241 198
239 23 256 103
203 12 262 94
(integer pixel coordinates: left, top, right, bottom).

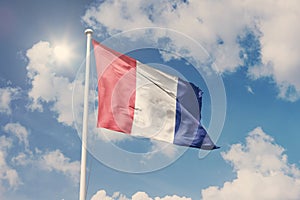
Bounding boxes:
79 28 93 200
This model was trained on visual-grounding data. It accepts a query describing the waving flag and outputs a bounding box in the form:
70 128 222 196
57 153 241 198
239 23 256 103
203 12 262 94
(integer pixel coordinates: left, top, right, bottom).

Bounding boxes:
92 39 218 150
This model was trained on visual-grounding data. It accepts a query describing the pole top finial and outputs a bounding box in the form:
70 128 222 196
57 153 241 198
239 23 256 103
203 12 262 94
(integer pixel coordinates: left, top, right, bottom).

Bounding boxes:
85 29 93 35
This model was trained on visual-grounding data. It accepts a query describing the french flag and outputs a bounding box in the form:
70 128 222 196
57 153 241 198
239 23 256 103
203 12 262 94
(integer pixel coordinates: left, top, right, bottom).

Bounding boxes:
92 39 218 150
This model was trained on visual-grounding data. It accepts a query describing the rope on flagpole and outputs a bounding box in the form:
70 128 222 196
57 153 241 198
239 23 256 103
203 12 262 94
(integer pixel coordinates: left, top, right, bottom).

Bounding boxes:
79 28 93 200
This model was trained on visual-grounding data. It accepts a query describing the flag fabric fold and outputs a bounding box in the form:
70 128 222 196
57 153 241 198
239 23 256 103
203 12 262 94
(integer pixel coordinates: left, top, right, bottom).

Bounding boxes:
92 39 218 150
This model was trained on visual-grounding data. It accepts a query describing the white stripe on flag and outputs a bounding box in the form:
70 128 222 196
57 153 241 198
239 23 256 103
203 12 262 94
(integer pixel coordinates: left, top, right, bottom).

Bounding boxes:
131 62 178 143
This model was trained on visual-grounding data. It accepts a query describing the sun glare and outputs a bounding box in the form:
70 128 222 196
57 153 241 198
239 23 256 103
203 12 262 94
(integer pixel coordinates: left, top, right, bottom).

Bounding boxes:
54 45 71 63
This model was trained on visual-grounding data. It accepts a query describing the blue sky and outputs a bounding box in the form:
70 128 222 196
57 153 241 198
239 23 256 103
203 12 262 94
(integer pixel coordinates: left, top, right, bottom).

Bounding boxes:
1 0 300 199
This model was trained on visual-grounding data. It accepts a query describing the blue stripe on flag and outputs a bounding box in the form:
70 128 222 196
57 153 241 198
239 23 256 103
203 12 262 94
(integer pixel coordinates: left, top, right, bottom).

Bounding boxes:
174 79 217 149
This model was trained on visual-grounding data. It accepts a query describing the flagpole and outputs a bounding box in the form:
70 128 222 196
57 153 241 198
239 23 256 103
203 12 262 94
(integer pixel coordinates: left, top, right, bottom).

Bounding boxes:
79 28 93 200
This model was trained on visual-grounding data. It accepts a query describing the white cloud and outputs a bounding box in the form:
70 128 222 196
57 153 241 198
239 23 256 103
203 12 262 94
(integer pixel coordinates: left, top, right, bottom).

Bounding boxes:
0 87 20 115
154 195 191 200
25 41 83 126
132 192 152 200
0 123 31 194
91 189 191 200
1 121 79 185
39 149 80 183
0 136 22 192
201 127 300 200
11 152 29 166
3 122 29 150
82 0 245 72
82 0 300 101
0 123 31 193
91 190 115 200
0 122 80 199
12 148 80 184
246 0 300 102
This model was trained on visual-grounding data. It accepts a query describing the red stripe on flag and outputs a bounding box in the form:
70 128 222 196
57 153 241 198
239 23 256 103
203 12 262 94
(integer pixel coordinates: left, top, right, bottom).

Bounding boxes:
92 40 136 133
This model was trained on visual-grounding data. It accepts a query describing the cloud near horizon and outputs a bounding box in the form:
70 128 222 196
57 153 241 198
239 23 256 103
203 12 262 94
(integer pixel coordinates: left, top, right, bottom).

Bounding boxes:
91 189 192 200
90 127 300 200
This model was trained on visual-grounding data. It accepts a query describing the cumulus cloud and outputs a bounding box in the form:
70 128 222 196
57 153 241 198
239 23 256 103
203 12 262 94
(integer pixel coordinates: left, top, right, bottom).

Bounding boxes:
91 189 192 200
0 121 80 187
0 135 22 193
0 123 78 197
91 190 118 200
0 87 20 115
82 0 245 72
201 127 300 200
11 147 80 184
25 41 83 126
39 149 80 183
3 122 29 150
82 0 300 101
0 123 31 192
12 148 80 184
